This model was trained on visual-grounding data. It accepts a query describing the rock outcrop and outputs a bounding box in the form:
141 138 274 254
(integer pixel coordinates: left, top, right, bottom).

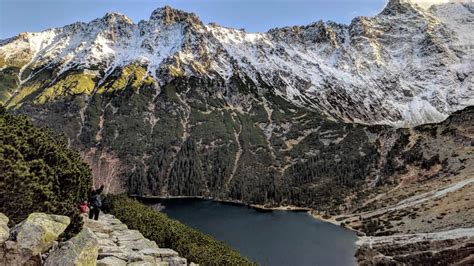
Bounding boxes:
0 213 8 244
44 228 99 266
356 228 474 265
0 213 9 263
88 214 191 266
1 212 70 265
0 212 191 266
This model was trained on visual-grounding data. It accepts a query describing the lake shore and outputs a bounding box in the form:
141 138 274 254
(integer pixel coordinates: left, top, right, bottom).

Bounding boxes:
133 194 310 212
155 195 359 265
132 194 362 234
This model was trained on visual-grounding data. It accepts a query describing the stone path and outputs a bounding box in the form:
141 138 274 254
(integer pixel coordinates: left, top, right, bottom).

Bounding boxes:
85 213 193 266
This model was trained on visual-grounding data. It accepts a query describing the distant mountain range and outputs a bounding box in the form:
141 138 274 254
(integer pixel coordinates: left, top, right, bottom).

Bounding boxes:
1 0 472 126
0 0 472 232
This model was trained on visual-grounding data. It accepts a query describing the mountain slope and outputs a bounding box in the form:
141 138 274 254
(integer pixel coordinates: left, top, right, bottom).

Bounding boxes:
0 1 472 221
0 0 472 126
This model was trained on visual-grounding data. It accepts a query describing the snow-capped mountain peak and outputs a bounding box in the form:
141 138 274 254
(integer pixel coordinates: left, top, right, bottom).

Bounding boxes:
381 0 425 15
149 6 202 26
0 3 472 127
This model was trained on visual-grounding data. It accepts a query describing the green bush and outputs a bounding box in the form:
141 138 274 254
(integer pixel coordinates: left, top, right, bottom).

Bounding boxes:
0 105 93 233
104 194 254 265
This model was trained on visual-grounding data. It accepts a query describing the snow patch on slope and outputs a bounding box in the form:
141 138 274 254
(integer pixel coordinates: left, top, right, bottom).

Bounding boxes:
0 4 472 127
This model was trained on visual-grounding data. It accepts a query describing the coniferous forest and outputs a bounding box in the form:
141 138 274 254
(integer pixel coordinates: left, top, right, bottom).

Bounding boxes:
0 105 92 229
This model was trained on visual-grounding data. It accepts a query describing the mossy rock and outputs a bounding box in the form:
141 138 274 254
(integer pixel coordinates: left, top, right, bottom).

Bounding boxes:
44 227 99 266
12 213 70 255
2 213 70 265
0 213 9 244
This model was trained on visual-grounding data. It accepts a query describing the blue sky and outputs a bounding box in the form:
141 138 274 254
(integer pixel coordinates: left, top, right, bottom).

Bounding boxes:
0 0 388 39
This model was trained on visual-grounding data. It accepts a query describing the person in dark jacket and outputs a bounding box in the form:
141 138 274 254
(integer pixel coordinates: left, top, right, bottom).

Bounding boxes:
89 185 104 220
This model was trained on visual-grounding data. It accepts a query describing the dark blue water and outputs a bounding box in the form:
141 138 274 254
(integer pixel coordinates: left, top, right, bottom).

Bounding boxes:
153 198 357 266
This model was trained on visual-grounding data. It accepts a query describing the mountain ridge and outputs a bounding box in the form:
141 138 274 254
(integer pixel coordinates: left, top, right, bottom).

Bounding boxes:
1 1 472 126
0 2 472 264
0 1 472 226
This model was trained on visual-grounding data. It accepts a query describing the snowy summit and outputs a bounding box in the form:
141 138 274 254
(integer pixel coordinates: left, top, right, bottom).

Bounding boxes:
0 1 473 126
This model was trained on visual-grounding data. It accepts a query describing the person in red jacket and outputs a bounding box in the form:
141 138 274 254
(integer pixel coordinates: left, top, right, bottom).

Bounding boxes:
79 200 89 219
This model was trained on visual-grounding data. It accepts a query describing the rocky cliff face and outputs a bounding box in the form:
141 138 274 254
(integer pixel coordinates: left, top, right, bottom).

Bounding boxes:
0 2 472 214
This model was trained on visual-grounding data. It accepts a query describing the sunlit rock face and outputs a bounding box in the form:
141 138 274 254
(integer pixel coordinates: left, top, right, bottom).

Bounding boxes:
1 2 472 126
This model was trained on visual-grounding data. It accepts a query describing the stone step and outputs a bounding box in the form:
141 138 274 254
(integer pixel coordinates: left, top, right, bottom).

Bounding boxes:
111 223 129 231
98 238 117 247
153 248 178 258
118 239 159 251
95 232 111 239
127 262 168 266
113 230 145 241
97 256 127 266
98 245 132 254
88 213 196 266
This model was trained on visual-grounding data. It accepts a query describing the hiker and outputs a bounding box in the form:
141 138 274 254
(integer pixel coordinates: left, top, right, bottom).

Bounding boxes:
89 185 104 220
79 200 89 219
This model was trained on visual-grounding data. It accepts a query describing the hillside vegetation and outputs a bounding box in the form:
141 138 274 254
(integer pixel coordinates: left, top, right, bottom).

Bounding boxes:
1 2 472 217
0 105 92 229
